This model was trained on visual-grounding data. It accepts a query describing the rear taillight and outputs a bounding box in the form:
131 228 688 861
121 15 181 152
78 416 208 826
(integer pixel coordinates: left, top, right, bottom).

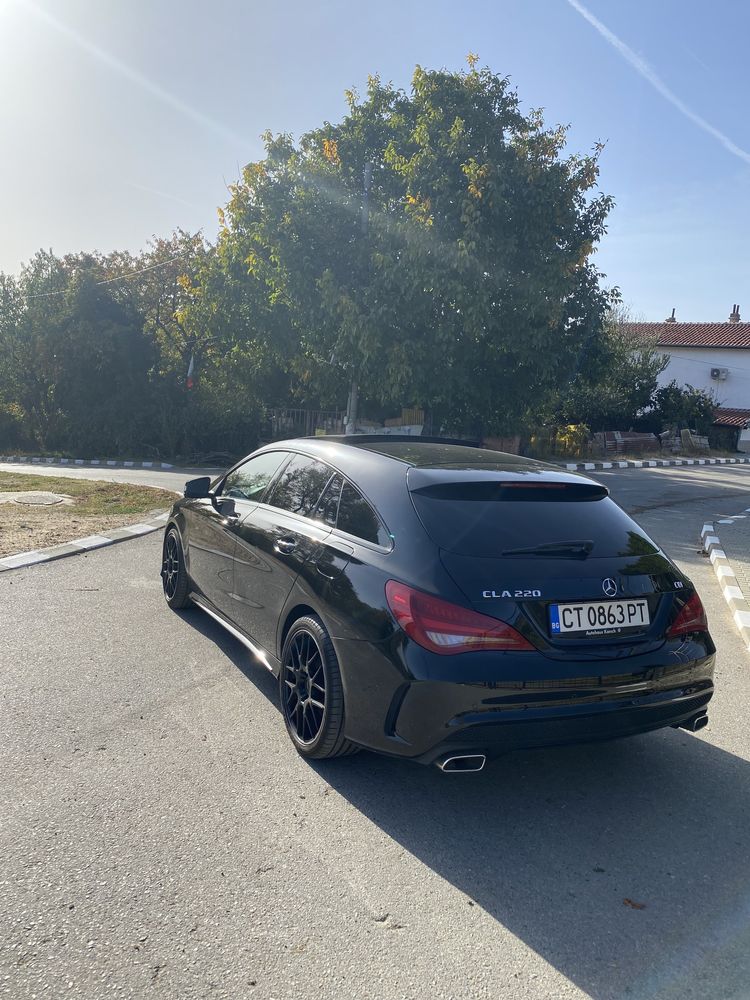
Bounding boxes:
385 580 534 655
666 592 708 637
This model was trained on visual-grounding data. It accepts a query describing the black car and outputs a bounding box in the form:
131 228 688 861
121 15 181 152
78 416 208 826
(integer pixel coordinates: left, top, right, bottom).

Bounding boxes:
161 437 715 771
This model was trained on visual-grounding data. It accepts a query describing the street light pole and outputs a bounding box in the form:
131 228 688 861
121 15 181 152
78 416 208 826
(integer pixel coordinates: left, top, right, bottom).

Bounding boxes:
345 162 373 436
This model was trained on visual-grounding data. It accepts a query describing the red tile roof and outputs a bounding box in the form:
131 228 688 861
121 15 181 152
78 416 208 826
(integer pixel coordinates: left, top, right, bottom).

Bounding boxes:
713 407 750 428
625 322 750 349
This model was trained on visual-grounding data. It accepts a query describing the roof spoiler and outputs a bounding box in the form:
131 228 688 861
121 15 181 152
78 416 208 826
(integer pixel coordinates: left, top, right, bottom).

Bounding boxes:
409 478 608 502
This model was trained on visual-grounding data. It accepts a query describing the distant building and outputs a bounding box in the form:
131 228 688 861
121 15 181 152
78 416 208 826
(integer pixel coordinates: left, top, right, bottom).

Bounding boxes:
625 306 750 443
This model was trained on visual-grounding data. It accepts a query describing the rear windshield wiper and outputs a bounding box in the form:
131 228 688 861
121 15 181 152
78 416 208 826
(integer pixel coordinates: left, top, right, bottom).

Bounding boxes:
501 539 595 558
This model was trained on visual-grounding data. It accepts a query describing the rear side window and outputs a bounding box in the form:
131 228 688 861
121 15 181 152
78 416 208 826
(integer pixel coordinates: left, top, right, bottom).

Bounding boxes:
337 482 390 547
315 475 344 527
223 451 288 502
266 454 333 518
410 485 659 559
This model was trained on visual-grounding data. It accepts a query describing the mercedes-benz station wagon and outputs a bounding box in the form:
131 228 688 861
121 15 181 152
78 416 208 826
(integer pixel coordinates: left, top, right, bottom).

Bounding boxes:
161 437 715 772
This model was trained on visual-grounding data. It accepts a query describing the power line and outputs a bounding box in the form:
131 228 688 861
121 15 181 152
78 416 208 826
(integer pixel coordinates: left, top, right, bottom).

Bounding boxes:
661 352 750 376
26 253 189 300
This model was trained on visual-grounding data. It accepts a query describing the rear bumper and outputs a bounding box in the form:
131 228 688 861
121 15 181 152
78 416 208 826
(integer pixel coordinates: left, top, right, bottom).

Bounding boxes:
333 635 715 763
407 682 714 765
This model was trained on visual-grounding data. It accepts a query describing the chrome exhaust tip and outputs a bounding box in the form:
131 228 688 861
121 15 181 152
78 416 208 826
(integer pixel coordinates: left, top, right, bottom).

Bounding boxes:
437 754 486 773
676 712 709 733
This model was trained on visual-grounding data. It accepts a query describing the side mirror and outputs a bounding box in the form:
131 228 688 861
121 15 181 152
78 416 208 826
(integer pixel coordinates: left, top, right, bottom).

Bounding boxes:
184 476 212 499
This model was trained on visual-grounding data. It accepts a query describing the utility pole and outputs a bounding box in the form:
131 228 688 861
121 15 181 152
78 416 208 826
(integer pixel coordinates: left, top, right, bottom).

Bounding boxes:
345 162 373 436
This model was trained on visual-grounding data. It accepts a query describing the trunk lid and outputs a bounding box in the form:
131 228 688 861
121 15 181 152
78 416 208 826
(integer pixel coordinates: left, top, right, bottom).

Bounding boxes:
407 468 688 657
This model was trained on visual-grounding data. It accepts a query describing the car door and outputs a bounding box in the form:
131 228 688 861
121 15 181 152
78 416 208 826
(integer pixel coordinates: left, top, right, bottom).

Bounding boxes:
230 453 334 654
187 450 289 619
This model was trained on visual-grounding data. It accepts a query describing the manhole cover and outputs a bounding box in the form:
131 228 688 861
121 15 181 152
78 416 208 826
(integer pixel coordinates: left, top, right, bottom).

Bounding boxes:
12 491 66 506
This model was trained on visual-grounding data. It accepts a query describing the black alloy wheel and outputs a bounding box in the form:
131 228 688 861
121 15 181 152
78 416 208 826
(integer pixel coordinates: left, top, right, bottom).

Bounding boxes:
279 616 358 760
161 528 191 609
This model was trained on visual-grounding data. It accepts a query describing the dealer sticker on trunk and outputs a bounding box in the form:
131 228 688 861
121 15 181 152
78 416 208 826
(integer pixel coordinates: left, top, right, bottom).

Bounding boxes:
549 599 650 637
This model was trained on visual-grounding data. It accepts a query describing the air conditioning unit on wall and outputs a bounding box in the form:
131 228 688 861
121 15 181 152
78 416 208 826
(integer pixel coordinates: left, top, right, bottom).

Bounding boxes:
710 367 729 380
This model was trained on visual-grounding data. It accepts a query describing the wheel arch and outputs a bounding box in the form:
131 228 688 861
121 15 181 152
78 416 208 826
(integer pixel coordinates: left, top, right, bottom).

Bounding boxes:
279 603 319 658
163 514 190 569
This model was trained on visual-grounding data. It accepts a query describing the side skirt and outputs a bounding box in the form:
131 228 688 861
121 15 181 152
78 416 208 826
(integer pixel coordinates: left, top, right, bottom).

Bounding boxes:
190 593 280 675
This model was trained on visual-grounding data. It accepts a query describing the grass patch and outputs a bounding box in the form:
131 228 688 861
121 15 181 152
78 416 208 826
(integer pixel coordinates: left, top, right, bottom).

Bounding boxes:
0 472 178 558
0 471 177 515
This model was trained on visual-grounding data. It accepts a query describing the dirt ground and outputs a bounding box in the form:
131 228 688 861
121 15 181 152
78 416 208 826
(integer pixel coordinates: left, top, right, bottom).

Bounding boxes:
0 472 177 558
0 504 168 558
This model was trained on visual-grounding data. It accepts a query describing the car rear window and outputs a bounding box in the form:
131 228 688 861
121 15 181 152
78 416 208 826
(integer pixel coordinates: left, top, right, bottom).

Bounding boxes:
410 483 659 558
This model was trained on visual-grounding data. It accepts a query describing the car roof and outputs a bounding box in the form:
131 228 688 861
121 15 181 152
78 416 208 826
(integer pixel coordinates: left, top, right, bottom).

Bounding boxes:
323 436 547 470
259 435 546 471
254 436 601 516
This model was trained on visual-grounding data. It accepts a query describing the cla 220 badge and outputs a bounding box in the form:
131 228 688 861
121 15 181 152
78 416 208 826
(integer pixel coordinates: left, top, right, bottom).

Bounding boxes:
482 589 543 598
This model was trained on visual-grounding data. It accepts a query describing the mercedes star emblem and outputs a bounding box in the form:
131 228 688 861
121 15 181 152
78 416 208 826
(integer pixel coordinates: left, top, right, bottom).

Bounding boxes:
602 578 618 598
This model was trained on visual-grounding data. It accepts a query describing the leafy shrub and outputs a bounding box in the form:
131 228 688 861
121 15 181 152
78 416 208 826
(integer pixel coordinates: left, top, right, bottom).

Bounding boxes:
0 402 32 450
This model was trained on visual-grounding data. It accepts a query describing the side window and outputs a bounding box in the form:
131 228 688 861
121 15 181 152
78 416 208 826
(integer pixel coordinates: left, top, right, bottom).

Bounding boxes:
314 475 344 527
336 482 390 546
222 451 288 502
266 454 333 519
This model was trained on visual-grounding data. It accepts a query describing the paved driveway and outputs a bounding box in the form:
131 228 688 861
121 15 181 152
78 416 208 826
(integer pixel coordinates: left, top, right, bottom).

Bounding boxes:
3 465 750 1000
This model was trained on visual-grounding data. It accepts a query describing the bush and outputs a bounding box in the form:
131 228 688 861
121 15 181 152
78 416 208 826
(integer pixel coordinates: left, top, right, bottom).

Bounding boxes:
526 424 590 459
635 382 716 435
0 402 33 450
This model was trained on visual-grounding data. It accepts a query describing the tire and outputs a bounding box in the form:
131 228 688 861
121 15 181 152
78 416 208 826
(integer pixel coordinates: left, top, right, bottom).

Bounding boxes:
279 615 359 760
161 527 192 610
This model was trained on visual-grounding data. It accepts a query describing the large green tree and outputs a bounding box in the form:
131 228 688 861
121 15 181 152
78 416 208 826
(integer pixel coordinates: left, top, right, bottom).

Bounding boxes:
0 250 155 453
212 59 617 434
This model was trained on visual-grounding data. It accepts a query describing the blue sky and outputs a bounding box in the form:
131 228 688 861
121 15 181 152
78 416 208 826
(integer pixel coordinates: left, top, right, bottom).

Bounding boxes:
1 0 748 320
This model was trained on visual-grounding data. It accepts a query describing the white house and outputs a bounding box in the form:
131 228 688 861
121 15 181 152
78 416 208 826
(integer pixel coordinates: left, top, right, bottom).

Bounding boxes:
626 306 750 444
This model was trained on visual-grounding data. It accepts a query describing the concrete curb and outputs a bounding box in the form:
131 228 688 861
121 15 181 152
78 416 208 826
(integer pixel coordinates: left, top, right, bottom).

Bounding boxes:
0 455 174 469
0 511 169 573
562 457 750 472
701 514 750 651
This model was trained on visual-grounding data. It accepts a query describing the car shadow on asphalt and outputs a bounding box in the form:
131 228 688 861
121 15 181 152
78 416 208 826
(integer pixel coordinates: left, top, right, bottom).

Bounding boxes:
174 606 279 703
313 732 750 1000
178 607 750 1000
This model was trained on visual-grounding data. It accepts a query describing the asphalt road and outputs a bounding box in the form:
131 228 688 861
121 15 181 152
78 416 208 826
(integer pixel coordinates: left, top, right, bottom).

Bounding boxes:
0 462 218 495
3 463 750 1000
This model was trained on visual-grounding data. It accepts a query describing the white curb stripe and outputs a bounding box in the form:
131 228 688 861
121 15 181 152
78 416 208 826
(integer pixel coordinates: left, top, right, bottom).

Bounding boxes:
555 455 750 472
72 534 114 549
120 523 155 536
0 512 169 573
0 550 48 569
0 456 174 469
702 521 750 652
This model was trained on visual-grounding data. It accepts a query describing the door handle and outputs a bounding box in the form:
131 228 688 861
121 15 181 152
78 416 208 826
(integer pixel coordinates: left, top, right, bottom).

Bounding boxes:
274 537 297 554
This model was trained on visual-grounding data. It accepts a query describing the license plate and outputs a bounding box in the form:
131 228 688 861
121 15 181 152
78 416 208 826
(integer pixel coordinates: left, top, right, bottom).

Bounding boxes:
549 599 650 637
